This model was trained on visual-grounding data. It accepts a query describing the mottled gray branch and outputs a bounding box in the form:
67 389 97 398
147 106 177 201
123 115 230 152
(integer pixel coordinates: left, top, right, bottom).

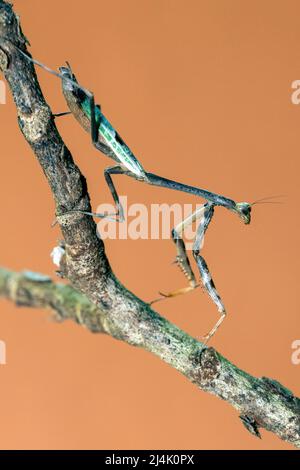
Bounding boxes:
0 267 106 332
0 0 299 448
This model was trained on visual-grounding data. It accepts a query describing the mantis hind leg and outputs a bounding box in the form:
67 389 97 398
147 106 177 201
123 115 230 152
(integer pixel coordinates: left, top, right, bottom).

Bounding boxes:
65 165 126 222
103 165 126 222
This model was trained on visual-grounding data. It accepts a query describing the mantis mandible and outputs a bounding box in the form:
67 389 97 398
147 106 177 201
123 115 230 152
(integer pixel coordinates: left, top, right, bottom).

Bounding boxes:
13 46 272 345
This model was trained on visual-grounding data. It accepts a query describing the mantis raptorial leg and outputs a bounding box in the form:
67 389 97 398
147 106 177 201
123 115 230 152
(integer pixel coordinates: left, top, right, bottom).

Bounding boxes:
192 204 226 344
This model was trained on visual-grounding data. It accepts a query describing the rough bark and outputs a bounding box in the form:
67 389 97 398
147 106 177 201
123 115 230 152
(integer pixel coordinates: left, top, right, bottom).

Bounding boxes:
0 0 299 448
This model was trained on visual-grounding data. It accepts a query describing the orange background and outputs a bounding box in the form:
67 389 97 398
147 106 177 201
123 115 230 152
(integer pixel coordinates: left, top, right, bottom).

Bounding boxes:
0 0 299 450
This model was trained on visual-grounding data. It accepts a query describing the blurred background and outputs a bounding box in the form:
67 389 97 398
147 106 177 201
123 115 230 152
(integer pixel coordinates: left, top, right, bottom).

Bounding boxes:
0 0 299 450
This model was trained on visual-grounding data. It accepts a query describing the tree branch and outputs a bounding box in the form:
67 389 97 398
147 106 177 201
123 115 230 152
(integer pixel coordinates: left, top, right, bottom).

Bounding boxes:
0 267 106 332
0 0 299 447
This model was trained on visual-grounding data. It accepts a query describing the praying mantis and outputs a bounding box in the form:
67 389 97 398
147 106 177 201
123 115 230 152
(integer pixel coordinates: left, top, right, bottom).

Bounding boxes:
8 45 275 345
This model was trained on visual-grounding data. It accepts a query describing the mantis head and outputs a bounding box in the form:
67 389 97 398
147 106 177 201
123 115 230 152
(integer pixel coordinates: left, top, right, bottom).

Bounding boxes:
232 195 284 225
233 202 252 225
